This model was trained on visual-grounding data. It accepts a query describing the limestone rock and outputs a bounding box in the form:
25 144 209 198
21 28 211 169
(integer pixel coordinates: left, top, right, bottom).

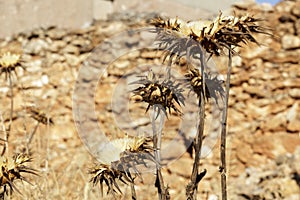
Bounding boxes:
289 88 300 98
287 103 300 132
282 34 300 50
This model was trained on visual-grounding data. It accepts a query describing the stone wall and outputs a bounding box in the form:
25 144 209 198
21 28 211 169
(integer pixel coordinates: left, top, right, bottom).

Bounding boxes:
0 0 243 38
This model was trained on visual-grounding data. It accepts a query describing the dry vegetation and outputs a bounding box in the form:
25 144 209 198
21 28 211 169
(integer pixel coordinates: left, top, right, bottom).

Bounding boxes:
0 0 300 199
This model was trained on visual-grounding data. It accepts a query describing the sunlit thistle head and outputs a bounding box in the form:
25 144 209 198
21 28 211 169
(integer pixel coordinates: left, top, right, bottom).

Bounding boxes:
185 68 225 105
0 153 37 196
131 71 185 117
0 52 24 79
90 135 153 196
151 12 271 63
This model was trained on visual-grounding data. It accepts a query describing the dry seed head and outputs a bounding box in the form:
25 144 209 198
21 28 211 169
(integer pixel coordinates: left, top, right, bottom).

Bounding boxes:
26 107 54 125
0 52 24 79
185 68 225 104
0 153 37 195
0 52 21 68
90 135 153 195
151 17 182 32
89 163 124 195
132 71 185 116
152 12 270 57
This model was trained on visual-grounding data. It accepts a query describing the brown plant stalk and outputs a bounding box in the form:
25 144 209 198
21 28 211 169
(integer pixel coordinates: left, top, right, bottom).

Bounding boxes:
26 121 40 155
186 50 207 200
151 107 168 200
219 47 232 200
2 73 13 156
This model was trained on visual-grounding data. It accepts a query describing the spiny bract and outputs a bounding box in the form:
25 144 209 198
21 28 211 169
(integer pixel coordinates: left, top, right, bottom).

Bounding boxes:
151 12 270 59
131 71 185 117
26 106 54 125
0 153 37 196
185 68 225 105
90 135 154 196
0 52 25 79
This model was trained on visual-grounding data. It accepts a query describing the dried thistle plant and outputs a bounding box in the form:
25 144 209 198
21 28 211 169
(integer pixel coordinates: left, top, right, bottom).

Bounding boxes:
131 71 185 118
131 71 185 199
90 135 154 198
151 12 271 200
0 153 37 198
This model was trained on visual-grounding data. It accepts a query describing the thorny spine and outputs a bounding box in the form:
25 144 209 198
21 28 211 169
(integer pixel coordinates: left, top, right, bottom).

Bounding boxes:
0 153 38 197
130 180 137 200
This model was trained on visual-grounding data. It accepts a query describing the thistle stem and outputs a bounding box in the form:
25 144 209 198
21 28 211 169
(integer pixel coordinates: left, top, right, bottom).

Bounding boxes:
0 113 7 156
186 50 206 200
2 73 14 155
26 121 40 155
220 47 232 200
130 181 137 200
151 106 168 200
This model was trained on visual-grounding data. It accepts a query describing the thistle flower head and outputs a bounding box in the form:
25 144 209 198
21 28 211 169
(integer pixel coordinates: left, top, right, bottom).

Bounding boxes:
131 71 185 117
151 12 271 64
185 68 225 105
26 106 54 125
90 135 154 196
0 52 21 68
0 52 24 79
0 153 37 195
89 163 125 195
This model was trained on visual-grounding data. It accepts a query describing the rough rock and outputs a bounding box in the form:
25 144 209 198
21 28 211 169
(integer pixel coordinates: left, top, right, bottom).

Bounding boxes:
282 34 300 50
